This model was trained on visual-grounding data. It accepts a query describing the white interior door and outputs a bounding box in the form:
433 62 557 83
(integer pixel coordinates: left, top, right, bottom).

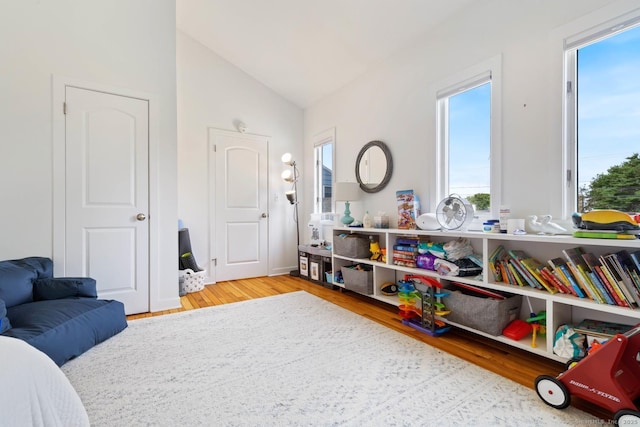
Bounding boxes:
210 129 268 281
64 86 149 314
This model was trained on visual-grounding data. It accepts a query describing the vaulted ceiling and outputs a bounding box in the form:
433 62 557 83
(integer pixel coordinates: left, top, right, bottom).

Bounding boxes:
176 0 476 108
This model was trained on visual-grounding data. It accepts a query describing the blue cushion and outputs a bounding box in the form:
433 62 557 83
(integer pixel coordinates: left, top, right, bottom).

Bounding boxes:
0 257 53 308
5 298 128 366
0 299 11 333
34 277 97 301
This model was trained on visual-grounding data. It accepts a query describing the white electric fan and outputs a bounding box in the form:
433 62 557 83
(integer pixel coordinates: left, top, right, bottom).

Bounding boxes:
435 194 474 231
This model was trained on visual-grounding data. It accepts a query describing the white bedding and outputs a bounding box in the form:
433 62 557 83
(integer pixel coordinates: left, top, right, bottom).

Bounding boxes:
0 336 89 427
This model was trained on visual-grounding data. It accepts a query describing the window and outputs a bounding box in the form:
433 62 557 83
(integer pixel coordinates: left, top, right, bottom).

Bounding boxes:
564 14 640 214
313 128 335 214
436 56 501 219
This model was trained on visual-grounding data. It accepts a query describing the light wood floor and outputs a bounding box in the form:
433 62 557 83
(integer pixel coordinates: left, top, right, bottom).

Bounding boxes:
127 275 607 420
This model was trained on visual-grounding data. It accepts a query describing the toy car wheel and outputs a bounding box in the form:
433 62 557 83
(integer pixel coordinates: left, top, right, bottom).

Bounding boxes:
565 357 582 371
615 409 640 424
535 375 571 409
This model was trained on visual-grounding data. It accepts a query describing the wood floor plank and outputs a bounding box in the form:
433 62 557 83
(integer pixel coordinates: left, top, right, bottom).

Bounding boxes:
126 275 610 421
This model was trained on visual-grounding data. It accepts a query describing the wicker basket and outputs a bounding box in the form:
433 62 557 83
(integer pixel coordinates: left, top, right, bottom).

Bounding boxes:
179 269 206 294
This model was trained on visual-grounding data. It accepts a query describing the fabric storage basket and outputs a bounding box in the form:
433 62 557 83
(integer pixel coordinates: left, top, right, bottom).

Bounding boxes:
341 265 373 295
179 269 206 294
333 234 371 258
443 284 522 336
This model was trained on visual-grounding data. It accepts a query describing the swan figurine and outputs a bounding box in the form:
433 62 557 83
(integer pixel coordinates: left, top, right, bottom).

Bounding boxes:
527 215 544 234
539 214 567 235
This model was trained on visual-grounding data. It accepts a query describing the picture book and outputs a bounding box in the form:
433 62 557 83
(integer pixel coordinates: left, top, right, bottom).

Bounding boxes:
520 257 557 294
562 248 603 304
548 257 585 298
573 318 633 339
507 250 542 289
601 254 640 307
579 250 615 305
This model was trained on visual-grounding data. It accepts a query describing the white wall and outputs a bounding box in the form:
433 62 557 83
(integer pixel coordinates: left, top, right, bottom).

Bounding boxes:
303 0 635 228
0 0 179 311
177 31 304 279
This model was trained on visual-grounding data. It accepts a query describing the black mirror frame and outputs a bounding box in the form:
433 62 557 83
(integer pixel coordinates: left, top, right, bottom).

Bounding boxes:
355 140 393 193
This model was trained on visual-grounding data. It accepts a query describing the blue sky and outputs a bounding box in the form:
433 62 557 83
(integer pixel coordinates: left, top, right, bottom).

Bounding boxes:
578 24 640 188
448 24 640 205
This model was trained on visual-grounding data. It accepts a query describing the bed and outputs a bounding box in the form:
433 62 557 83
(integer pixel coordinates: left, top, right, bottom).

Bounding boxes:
0 336 89 426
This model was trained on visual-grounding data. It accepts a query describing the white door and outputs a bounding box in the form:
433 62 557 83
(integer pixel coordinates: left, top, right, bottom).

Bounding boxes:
64 86 149 314
210 129 268 281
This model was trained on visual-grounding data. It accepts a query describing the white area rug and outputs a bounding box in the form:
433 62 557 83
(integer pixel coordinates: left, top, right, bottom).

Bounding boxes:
63 291 596 426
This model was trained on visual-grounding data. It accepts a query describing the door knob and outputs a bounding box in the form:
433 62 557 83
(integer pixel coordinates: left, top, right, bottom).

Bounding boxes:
261 213 268 218
136 213 147 221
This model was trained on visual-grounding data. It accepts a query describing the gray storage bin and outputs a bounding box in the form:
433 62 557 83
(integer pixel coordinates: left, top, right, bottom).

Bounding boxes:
333 234 371 258
341 265 373 295
443 284 521 336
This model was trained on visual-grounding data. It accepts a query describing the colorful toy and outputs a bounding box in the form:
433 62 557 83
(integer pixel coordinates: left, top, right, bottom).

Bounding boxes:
535 323 640 424
369 239 382 262
398 274 451 336
526 311 547 348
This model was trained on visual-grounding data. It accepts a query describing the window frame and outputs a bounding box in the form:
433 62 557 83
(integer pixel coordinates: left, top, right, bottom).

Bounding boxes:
312 127 335 214
434 55 502 219
562 9 640 216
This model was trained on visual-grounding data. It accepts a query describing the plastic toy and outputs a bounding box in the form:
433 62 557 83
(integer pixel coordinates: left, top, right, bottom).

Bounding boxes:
398 274 451 336
526 311 547 348
503 319 533 341
572 210 639 231
369 239 382 262
535 323 640 424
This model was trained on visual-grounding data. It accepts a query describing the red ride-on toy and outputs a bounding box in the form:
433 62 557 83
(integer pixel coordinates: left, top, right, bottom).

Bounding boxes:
535 323 640 423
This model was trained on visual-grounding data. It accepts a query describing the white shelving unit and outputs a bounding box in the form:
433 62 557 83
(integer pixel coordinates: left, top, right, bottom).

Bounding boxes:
332 226 640 362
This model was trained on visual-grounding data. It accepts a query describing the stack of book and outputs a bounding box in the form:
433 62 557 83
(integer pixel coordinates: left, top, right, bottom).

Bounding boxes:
489 245 640 308
392 237 420 268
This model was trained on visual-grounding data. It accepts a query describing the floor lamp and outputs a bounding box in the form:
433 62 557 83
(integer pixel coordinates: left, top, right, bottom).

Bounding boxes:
282 153 300 276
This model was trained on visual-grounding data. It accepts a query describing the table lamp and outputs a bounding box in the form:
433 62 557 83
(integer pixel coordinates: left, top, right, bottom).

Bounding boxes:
334 182 360 225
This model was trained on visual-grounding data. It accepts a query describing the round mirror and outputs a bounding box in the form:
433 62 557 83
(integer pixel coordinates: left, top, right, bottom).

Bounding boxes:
355 140 393 193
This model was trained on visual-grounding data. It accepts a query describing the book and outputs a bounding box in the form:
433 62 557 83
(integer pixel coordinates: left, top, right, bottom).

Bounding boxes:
507 261 527 287
630 250 640 273
562 248 603 303
507 250 542 289
548 257 585 298
604 252 640 306
579 251 615 305
488 245 505 282
597 257 632 307
539 266 569 294
508 257 538 288
520 257 558 294
601 254 640 307
573 318 633 339
392 245 418 252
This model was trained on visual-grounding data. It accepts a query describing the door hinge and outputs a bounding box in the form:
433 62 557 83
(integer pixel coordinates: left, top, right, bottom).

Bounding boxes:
63 102 67 115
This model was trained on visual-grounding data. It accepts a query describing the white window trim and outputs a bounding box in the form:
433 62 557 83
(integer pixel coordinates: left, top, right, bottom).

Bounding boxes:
561 7 640 217
312 127 335 214
433 54 502 219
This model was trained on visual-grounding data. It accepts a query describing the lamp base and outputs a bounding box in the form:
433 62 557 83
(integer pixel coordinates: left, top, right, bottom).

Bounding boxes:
341 201 354 225
341 215 354 225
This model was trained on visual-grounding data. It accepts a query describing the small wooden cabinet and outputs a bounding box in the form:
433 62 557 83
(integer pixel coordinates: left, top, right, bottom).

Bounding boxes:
332 226 640 362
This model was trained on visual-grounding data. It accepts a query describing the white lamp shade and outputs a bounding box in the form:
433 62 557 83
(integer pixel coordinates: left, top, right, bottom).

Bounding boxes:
334 182 360 202
281 153 294 166
281 169 294 183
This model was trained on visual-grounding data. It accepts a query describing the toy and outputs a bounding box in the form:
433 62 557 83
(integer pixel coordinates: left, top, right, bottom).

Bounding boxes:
572 210 639 231
535 323 640 424
398 274 451 336
369 238 382 262
503 319 533 341
524 296 546 348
